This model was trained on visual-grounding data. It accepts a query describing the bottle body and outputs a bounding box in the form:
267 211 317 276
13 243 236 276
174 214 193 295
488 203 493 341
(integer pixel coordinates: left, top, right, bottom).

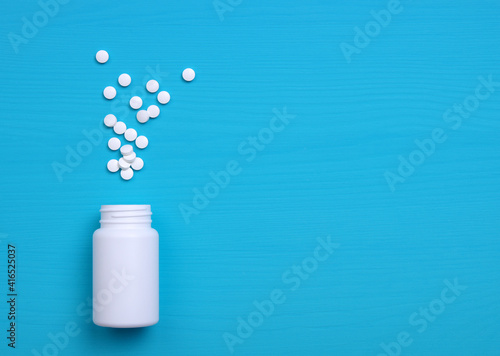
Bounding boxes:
93 205 159 328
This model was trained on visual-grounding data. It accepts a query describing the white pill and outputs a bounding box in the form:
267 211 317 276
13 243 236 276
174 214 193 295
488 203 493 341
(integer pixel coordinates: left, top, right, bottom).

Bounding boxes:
124 128 138 141
96 50 109 64
182 68 195 82
123 151 136 163
135 135 149 149
107 159 120 173
118 157 131 169
113 121 127 135
157 91 170 104
131 157 144 170
136 110 149 124
108 137 121 151
120 144 133 155
147 105 160 118
146 80 159 93
118 73 131 87
103 86 116 100
129 96 143 110
120 168 134 180
104 114 117 127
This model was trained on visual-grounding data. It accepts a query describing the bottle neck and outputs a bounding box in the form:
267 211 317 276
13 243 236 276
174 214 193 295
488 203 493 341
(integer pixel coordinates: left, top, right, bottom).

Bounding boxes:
100 205 152 228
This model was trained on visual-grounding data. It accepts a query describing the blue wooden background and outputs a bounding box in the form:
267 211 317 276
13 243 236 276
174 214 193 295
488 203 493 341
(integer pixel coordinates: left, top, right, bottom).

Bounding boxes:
1 0 499 355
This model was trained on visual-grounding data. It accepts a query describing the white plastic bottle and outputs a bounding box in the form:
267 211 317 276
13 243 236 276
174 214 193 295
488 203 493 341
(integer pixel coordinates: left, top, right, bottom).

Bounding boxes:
93 205 159 328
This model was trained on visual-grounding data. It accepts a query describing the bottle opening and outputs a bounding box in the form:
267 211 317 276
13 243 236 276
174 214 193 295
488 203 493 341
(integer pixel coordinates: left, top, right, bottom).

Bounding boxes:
100 205 152 225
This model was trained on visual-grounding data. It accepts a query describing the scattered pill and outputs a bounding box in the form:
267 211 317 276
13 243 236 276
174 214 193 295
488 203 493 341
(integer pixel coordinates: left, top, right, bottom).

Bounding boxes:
147 105 160 118
120 168 134 180
104 114 117 127
118 157 131 170
136 110 149 124
123 151 137 163
107 159 120 172
99 58 188 179
146 80 159 93
118 73 131 87
157 91 170 104
131 157 144 170
182 68 195 82
130 96 143 110
124 128 138 141
113 121 127 135
120 144 133 156
108 137 121 151
103 86 116 100
96 50 109 64
135 135 149 149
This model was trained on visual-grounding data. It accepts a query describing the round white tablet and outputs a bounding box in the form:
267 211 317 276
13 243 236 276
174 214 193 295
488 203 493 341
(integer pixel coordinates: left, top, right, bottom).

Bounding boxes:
120 144 133 156
157 91 170 104
104 114 117 128
131 157 144 170
123 151 136 163
120 168 134 180
182 68 195 82
146 80 159 93
129 96 143 110
118 73 131 87
136 110 149 124
135 135 149 149
113 121 126 135
124 128 138 141
118 157 131 169
147 105 160 118
96 50 109 64
108 137 121 151
107 159 119 172
103 86 116 100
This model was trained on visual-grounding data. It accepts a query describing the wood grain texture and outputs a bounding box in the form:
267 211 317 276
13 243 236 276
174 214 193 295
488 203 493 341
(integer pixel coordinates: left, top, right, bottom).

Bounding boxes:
0 0 499 355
